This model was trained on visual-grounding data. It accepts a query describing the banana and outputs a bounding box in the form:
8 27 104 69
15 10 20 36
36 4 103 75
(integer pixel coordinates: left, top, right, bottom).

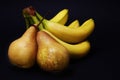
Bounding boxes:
42 29 90 58
23 7 94 43
50 9 68 25
38 14 95 43
35 11 80 29
68 19 79 28
23 7 68 25
23 7 81 30
22 7 91 58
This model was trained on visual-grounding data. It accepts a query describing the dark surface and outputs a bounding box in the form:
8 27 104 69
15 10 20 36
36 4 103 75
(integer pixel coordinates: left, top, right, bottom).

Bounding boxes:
0 0 118 80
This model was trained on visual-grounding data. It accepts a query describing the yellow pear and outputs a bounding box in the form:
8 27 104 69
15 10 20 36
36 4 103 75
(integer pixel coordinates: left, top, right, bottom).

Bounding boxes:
36 31 69 72
8 26 37 68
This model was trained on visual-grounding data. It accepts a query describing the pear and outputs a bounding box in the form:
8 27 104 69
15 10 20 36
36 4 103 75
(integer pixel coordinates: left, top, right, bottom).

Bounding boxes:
37 31 69 72
8 26 37 68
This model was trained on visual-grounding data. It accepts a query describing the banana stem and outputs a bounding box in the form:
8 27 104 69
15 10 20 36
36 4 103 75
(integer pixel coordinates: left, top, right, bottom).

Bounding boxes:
35 11 48 29
23 13 30 29
34 14 45 30
22 6 46 30
23 14 35 29
35 12 43 20
23 12 45 30
31 15 44 30
23 14 41 29
31 15 39 24
24 16 30 29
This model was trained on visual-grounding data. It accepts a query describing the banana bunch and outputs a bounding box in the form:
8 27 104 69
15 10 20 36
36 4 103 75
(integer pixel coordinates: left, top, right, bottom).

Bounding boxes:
23 6 95 58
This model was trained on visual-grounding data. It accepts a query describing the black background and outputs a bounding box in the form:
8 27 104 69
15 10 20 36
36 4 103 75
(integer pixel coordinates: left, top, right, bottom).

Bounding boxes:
0 0 118 80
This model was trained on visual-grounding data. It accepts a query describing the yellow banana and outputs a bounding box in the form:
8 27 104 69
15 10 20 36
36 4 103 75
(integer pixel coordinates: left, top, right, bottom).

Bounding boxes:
40 17 95 43
68 19 80 28
50 9 68 25
42 29 90 58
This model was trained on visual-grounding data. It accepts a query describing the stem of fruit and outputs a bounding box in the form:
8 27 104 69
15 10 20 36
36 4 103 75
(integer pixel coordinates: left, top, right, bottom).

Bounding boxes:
23 14 35 29
23 12 45 30
22 6 44 30
22 6 36 29
23 14 30 29
33 17 45 30
35 11 49 30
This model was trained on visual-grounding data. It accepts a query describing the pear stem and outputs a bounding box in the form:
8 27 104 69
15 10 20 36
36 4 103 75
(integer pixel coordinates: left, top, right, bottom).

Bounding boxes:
22 6 50 30
32 16 45 31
